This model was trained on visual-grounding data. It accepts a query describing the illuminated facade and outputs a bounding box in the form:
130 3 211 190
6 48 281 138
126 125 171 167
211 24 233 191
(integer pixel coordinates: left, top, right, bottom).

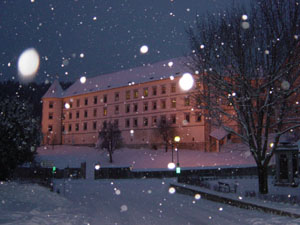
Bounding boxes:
41 58 233 151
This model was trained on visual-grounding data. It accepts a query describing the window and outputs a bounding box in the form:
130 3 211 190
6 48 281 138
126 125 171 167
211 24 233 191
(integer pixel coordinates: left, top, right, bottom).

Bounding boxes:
103 95 107 103
75 123 79 131
83 122 87 130
171 114 176 124
76 99 80 107
93 121 97 130
84 110 88 118
143 102 148 111
143 117 148 126
94 96 98 104
49 101 54 108
161 85 166 94
76 111 80 118
134 103 138 112
185 113 190 123
48 112 53 120
171 98 176 108
84 98 88 106
68 124 72 132
133 89 138 98
152 116 157 126
115 105 119 114
103 121 107 129
48 125 53 132
62 125 65 132
126 90 130 100
69 102 73 108
115 92 119 101
126 104 130 113
184 96 190 106
152 101 157 110
160 99 166 109
103 107 107 116
125 119 130 128
143 88 148 97
93 109 97 117
69 112 72 119
114 119 119 127
195 112 202 122
152 86 157 96
133 118 138 127
171 83 176 93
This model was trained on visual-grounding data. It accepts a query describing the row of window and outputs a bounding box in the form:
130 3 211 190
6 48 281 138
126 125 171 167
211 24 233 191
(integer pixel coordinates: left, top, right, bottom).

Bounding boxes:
49 97 191 120
48 113 202 133
48 84 178 109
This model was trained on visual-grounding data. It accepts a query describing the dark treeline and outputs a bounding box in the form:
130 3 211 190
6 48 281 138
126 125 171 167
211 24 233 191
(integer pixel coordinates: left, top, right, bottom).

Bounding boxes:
0 81 72 119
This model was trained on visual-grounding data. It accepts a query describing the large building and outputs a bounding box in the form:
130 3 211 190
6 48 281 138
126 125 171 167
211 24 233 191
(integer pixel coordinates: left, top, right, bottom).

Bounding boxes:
41 57 232 151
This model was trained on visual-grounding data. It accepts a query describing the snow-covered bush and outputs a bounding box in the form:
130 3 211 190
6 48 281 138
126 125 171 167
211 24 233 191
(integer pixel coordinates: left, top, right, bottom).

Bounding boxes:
0 97 41 180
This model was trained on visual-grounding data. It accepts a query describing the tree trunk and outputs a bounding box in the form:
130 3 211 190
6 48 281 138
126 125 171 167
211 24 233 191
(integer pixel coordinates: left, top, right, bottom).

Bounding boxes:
109 149 113 163
165 142 168 152
258 165 268 194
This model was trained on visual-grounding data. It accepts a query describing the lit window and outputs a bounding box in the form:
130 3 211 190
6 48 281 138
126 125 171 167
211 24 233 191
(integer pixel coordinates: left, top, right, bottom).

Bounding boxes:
103 107 107 116
126 90 130 100
184 96 190 106
134 89 138 98
171 98 176 108
143 88 148 97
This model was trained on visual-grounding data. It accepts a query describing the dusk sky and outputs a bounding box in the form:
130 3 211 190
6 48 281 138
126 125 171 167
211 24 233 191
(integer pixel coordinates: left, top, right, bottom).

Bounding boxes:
0 0 248 83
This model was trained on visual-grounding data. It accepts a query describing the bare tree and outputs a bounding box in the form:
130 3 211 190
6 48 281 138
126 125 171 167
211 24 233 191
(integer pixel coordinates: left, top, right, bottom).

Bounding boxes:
98 121 122 163
157 118 176 152
187 0 300 194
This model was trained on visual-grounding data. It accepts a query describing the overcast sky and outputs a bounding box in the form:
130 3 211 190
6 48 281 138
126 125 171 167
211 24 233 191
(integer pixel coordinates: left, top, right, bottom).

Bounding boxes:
0 0 249 83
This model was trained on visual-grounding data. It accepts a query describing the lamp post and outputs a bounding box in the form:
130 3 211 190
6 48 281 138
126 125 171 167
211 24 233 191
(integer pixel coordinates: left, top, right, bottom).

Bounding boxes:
174 136 181 174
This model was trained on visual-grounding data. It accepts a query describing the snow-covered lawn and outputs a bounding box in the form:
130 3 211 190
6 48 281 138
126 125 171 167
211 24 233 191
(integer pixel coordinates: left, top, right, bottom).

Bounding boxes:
1 178 300 225
36 143 256 171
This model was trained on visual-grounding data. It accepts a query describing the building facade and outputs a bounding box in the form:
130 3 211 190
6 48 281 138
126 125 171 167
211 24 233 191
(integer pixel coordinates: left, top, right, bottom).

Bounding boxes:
41 58 232 151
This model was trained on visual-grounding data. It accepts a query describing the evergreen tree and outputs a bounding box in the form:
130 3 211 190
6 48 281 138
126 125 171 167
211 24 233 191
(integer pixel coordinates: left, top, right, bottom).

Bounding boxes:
0 97 41 180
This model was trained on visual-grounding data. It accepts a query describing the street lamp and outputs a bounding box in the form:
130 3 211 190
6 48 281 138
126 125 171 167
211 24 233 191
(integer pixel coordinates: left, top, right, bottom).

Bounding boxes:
174 136 181 174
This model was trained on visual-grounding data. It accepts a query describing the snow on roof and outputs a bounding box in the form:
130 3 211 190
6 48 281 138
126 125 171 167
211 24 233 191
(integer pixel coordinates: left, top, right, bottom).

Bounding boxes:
210 127 229 140
63 57 191 98
42 80 64 99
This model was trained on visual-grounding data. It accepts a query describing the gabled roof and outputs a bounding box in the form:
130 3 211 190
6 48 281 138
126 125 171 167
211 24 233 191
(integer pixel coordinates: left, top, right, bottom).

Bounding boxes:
210 127 229 140
42 80 64 99
63 57 191 98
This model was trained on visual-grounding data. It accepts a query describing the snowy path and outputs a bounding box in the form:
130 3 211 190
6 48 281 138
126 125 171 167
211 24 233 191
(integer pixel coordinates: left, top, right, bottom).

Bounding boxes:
54 178 299 225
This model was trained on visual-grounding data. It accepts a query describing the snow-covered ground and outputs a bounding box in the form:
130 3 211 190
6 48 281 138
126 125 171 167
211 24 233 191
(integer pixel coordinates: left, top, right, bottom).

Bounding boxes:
1 178 300 225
